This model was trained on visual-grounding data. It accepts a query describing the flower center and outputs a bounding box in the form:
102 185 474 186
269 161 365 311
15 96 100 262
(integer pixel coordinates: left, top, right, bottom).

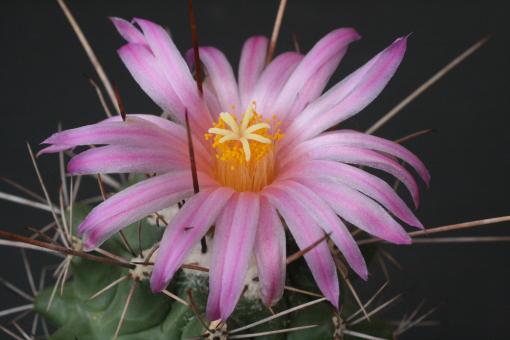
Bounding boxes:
205 102 283 192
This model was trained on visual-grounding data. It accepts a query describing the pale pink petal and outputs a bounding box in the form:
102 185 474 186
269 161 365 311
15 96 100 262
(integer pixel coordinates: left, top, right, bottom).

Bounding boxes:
290 130 430 185
251 52 303 115
102 114 183 135
206 192 260 320
117 43 185 121
79 171 217 247
284 55 340 123
110 17 146 45
280 160 422 228
238 36 268 109
254 196 286 306
283 36 407 146
112 114 212 157
272 28 361 122
41 115 211 164
303 179 411 244
263 186 339 308
186 47 241 115
133 18 212 133
151 187 234 292
37 144 73 156
203 84 222 121
42 116 180 149
271 180 368 280
284 144 419 206
67 145 190 175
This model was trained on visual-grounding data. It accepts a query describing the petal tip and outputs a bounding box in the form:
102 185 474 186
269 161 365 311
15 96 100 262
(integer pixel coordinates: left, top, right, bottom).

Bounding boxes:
395 35 409 48
424 173 431 188
398 234 412 245
358 267 369 281
412 219 425 230
109 16 123 24
330 297 340 310
132 17 152 28
36 148 48 158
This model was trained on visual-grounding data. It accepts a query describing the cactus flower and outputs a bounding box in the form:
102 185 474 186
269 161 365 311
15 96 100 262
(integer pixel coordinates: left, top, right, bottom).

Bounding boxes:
40 17 429 321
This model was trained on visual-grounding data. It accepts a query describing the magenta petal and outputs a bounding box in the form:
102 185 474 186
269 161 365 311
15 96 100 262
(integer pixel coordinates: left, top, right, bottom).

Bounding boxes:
263 186 340 309
273 28 361 123
252 52 303 115
67 145 190 175
255 196 286 306
110 17 146 45
303 179 411 244
281 160 422 228
118 43 185 121
206 192 260 321
284 36 407 145
79 171 218 249
188 47 241 115
238 36 268 109
272 180 368 280
150 187 234 292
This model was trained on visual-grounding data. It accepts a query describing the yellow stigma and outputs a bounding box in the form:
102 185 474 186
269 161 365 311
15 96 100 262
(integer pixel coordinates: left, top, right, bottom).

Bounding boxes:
205 102 283 192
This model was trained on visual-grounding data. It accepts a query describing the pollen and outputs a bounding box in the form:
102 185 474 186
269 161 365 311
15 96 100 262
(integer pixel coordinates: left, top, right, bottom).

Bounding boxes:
205 102 284 192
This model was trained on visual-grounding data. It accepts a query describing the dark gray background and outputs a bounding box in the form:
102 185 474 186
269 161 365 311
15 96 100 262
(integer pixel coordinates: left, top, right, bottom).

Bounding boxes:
1 1 509 339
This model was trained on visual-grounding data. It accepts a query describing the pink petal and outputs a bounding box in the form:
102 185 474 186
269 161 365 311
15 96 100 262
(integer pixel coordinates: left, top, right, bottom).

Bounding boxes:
102 114 182 134
37 144 73 156
303 179 411 244
263 186 340 309
283 36 407 146
42 116 180 149
151 187 234 292
79 171 218 249
206 192 260 320
133 18 212 134
272 28 361 123
291 130 430 185
117 43 185 122
284 144 420 207
238 36 269 109
187 47 241 115
280 160 422 228
284 41 359 123
117 114 212 156
110 17 146 45
271 180 368 280
254 196 286 307
67 145 191 175
41 115 211 163
251 52 303 115
203 84 222 121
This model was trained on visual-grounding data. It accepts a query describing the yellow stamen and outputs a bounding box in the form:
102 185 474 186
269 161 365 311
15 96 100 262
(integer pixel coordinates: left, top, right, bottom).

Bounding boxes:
205 102 284 192
219 113 239 133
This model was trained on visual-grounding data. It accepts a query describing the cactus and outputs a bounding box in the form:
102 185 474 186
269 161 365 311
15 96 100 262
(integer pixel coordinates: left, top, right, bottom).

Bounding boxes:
31 198 394 339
